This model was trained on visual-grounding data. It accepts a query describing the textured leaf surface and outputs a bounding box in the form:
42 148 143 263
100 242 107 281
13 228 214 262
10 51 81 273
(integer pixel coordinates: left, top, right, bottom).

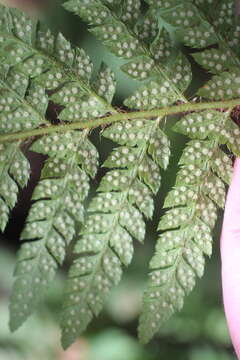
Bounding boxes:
0 4 117 333
193 48 235 74
63 0 191 110
136 9 158 41
149 1 217 49
0 68 48 232
0 0 240 350
174 110 240 155
0 6 115 123
139 108 237 343
198 69 240 100
9 131 98 331
61 117 171 348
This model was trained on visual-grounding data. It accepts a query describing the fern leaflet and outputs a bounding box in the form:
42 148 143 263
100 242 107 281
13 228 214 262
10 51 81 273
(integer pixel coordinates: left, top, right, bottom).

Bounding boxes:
139 107 240 342
0 5 114 330
139 0 240 343
0 66 48 232
61 116 171 348
0 0 240 350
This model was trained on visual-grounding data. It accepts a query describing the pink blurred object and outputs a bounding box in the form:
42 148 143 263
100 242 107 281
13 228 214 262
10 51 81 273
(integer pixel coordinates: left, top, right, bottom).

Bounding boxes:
221 157 240 359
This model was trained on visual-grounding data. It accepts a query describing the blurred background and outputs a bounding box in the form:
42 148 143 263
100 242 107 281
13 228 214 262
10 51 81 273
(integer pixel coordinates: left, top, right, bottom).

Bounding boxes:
0 1 237 359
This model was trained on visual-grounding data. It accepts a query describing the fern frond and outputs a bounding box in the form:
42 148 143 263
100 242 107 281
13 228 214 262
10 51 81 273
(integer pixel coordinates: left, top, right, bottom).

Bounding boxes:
193 48 236 74
198 69 240 102
183 1 240 74
0 66 48 232
1 0 240 351
9 130 98 331
193 0 236 38
0 5 119 330
136 9 158 42
48 0 186 346
139 106 239 343
63 0 192 109
120 0 141 25
146 0 240 83
60 116 171 348
0 6 115 121
139 1 240 330
136 0 240 344
146 1 217 48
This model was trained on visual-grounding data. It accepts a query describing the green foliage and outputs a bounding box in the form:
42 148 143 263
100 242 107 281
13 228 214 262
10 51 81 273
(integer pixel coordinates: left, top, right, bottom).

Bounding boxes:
64 0 191 111
0 0 240 351
0 67 48 231
9 131 97 331
61 117 170 348
138 109 236 342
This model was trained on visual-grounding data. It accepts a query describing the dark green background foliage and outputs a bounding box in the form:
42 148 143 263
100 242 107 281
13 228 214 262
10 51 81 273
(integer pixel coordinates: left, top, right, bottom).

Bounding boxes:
0 0 239 358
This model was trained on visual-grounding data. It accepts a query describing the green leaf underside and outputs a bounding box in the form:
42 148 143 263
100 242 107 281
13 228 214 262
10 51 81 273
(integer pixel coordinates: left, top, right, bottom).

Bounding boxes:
138 108 238 343
0 0 239 350
0 66 48 232
0 5 110 331
9 131 99 331
0 5 117 122
138 0 240 344
60 117 171 348
56 0 184 347
63 0 192 110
